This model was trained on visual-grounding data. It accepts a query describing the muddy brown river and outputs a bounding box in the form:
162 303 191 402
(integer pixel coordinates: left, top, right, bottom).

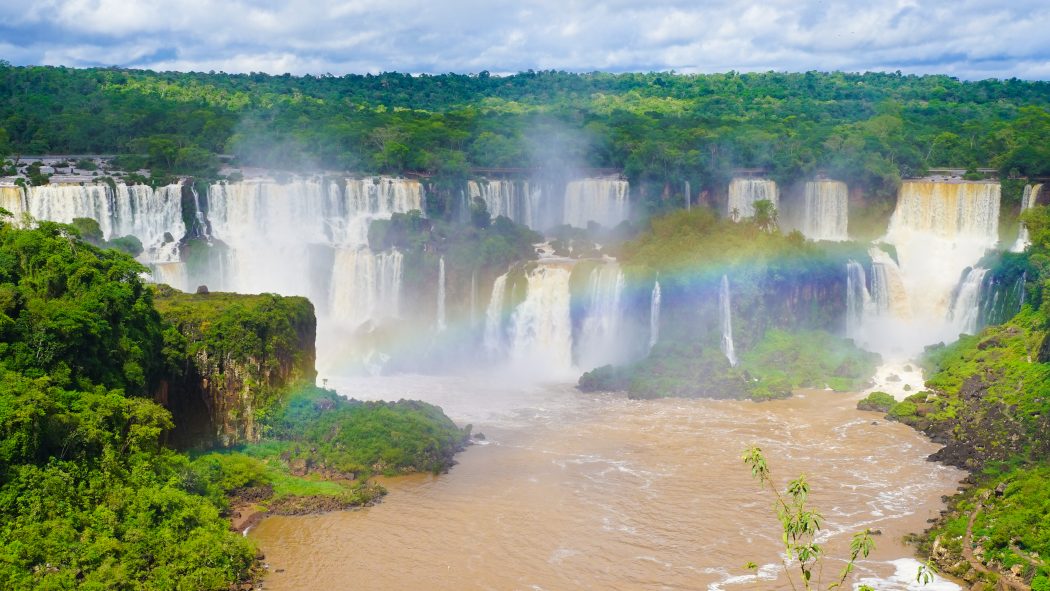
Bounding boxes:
250 376 964 590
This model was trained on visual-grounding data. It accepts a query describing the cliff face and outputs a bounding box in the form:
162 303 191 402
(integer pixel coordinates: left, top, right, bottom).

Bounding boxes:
152 285 317 448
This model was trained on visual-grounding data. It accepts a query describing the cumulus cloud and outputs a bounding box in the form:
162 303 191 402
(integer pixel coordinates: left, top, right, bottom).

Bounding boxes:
2 0 1050 78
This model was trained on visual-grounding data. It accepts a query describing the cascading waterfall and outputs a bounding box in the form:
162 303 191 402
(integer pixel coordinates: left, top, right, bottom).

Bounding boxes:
436 257 447 332
884 181 999 319
25 182 185 263
190 184 209 239
483 274 508 357
0 186 26 219
801 180 848 241
727 178 777 221
948 267 988 335
508 263 574 376
576 263 627 371
868 248 911 319
845 260 872 340
719 275 738 367
205 177 421 311
649 280 662 352
852 180 1001 358
563 177 629 229
1011 183 1042 252
328 249 404 329
467 179 539 229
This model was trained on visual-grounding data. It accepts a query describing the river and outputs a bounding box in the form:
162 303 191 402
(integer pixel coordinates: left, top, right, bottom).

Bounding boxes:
251 375 964 590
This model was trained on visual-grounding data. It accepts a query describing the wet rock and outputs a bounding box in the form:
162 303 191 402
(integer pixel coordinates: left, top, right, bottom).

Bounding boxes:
887 374 901 382
994 482 1007 496
196 284 209 294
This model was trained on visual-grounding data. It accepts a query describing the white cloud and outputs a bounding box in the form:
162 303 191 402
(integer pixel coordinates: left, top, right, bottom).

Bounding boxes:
3 0 1050 78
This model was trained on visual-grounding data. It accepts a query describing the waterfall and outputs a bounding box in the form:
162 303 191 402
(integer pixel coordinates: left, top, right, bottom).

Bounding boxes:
508 263 574 375
338 177 425 246
206 179 339 297
576 263 627 371
483 274 508 357
436 257 447 332
467 179 539 229
845 260 872 340
205 177 419 310
884 181 999 320
1011 183 1042 252
801 180 848 241
25 182 185 263
727 178 778 221
948 267 988 335
563 177 629 229
719 275 738 367
868 248 911 319
329 249 404 329
190 183 209 239
0 186 26 219
846 180 1002 357
684 180 691 211
649 280 662 352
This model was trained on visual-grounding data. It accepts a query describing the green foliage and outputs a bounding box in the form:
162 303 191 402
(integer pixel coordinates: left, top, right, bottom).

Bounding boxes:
888 401 918 420
742 446 879 590
738 329 879 393
0 220 164 393
3 65 1050 202
267 386 470 477
857 391 896 412
581 329 876 402
0 222 468 588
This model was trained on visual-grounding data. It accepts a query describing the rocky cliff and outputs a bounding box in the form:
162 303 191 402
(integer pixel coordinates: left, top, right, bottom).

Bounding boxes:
152 285 317 448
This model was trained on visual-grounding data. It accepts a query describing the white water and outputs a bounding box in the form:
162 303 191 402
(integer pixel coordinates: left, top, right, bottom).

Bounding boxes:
727 178 777 221
719 274 737 367
26 182 185 263
1011 183 1042 252
467 179 540 229
205 178 420 339
854 181 1001 358
576 262 627 371
508 263 575 378
801 180 848 241
0 186 26 219
437 256 447 332
649 280 661 352
483 273 508 358
328 249 404 329
948 267 988 335
563 177 629 229
845 260 871 341
855 558 961 591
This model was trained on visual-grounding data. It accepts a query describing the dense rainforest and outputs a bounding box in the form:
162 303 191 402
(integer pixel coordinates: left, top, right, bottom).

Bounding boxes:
0 210 468 589
4 64 1050 210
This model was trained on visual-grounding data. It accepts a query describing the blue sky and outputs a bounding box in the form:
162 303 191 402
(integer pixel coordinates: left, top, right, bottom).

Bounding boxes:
3 0 1050 79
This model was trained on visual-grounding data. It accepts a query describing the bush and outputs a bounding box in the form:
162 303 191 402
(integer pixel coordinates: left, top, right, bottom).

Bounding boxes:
888 401 918 420
857 391 896 412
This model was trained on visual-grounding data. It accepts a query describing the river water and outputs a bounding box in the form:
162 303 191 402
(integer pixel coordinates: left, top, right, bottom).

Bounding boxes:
251 375 964 590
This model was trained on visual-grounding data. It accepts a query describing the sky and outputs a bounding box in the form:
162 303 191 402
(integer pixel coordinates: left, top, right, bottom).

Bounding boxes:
2 0 1050 79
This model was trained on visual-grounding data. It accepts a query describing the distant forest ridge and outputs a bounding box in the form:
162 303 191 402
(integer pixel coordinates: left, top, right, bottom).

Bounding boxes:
2 64 1050 200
